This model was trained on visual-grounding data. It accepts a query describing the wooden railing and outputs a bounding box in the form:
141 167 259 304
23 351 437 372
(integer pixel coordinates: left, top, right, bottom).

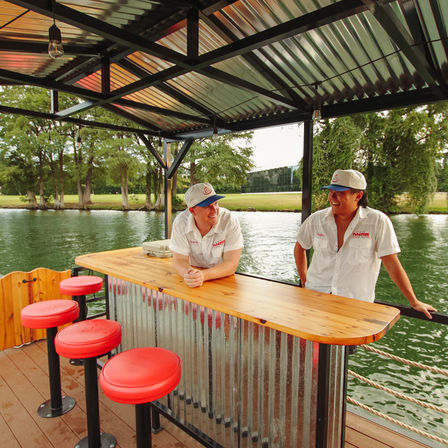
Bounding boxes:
0 268 71 350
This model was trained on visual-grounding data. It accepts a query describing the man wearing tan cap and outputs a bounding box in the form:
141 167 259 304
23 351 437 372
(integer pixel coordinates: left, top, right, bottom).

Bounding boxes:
294 169 436 319
170 182 243 288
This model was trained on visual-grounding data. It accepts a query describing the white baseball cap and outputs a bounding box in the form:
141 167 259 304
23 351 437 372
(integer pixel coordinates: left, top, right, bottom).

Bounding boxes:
321 169 367 191
184 182 225 208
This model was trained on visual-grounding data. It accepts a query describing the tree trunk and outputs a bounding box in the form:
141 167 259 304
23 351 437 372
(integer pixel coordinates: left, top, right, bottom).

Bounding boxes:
26 190 38 209
58 149 65 209
39 177 47 209
121 165 129 209
54 189 60 209
83 156 94 205
77 178 84 208
38 151 47 209
153 166 164 210
144 166 154 210
190 161 199 185
74 144 85 208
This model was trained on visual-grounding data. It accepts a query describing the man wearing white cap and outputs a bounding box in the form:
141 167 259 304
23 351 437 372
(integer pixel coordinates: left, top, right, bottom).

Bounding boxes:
294 169 436 319
170 182 243 287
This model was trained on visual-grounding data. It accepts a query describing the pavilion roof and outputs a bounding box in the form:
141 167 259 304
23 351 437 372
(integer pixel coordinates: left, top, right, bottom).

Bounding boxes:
0 0 447 139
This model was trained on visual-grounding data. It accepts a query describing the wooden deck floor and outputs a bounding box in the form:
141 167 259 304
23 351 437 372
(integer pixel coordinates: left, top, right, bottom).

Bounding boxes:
0 340 432 448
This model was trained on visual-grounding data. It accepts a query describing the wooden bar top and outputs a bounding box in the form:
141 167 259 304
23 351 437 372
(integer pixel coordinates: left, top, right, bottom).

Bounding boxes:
75 247 400 346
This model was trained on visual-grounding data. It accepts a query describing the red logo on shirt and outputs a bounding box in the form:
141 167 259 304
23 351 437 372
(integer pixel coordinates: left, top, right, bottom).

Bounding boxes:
352 232 369 238
189 240 199 244
213 239 225 247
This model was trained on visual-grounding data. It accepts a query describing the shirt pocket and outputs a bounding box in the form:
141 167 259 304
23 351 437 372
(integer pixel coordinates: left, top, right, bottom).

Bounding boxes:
313 235 328 249
211 242 225 260
347 238 372 263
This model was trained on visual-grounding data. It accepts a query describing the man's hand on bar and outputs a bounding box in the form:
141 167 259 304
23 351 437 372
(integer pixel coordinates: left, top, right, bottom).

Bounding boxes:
184 267 204 288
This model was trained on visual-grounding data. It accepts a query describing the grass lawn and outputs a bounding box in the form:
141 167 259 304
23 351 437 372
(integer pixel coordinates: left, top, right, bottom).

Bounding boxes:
0 192 446 213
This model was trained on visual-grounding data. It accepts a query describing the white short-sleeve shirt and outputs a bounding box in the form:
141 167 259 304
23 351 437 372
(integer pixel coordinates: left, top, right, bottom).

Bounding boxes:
169 207 243 268
296 206 400 302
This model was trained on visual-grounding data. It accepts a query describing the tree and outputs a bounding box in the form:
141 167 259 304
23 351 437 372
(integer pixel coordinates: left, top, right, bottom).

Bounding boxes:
312 117 361 209
311 104 448 213
181 132 254 191
0 87 54 208
0 86 81 208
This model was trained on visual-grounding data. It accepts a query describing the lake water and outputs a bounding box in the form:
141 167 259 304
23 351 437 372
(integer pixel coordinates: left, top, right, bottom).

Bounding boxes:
1 209 447 441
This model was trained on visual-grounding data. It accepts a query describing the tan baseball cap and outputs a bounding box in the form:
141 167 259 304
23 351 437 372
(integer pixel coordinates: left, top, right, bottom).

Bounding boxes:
321 169 367 191
184 182 225 208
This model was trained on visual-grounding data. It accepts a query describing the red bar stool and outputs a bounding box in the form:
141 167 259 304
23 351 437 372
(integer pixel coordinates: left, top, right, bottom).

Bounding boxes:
20 299 79 418
99 347 181 448
60 275 103 322
55 319 122 448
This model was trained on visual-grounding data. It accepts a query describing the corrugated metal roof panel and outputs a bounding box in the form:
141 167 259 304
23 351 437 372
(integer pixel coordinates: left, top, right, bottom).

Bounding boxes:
0 0 446 137
0 51 72 76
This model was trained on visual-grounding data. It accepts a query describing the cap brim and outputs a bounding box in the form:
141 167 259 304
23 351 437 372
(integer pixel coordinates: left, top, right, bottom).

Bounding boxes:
321 184 351 191
195 194 225 207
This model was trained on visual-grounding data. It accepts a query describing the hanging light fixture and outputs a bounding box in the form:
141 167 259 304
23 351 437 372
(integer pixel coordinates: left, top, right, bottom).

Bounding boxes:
48 3 64 59
312 108 321 121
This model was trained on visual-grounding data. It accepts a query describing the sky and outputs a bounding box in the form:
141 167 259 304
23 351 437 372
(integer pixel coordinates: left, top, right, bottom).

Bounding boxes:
250 123 304 171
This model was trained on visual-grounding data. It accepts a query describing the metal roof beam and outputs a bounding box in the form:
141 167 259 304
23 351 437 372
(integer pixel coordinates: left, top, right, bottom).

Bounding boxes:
199 12 306 107
187 8 199 59
0 71 165 133
166 138 194 178
8 0 370 112
199 67 298 109
114 99 212 124
139 135 167 169
367 1 438 85
103 104 161 133
0 40 98 56
118 59 220 123
55 101 96 118
399 0 441 81
7 0 190 66
0 68 106 101
0 104 156 134
103 0 380 110
102 53 110 95
428 0 448 63
195 0 377 69
323 85 448 117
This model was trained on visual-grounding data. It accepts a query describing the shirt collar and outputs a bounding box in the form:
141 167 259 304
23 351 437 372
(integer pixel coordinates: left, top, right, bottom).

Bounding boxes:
186 210 220 235
325 205 366 222
186 211 197 234
358 206 367 219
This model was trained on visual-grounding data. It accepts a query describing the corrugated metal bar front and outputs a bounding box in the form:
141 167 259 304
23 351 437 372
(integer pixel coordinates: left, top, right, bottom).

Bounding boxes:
108 276 345 447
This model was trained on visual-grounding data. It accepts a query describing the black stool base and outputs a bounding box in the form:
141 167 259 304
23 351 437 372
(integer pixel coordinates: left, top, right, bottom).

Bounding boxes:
37 395 76 418
75 432 116 448
69 358 84 366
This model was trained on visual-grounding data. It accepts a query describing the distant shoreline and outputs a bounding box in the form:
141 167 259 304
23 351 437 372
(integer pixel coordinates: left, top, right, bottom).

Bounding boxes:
0 192 446 213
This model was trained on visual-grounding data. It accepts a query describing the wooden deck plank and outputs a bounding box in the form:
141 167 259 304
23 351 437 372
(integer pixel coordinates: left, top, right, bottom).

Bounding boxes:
19 341 150 447
0 412 21 448
345 408 431 448
0 351 52 447
2 344 80 447
1 341 204 448
0 341 436 448
8 340 87 437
